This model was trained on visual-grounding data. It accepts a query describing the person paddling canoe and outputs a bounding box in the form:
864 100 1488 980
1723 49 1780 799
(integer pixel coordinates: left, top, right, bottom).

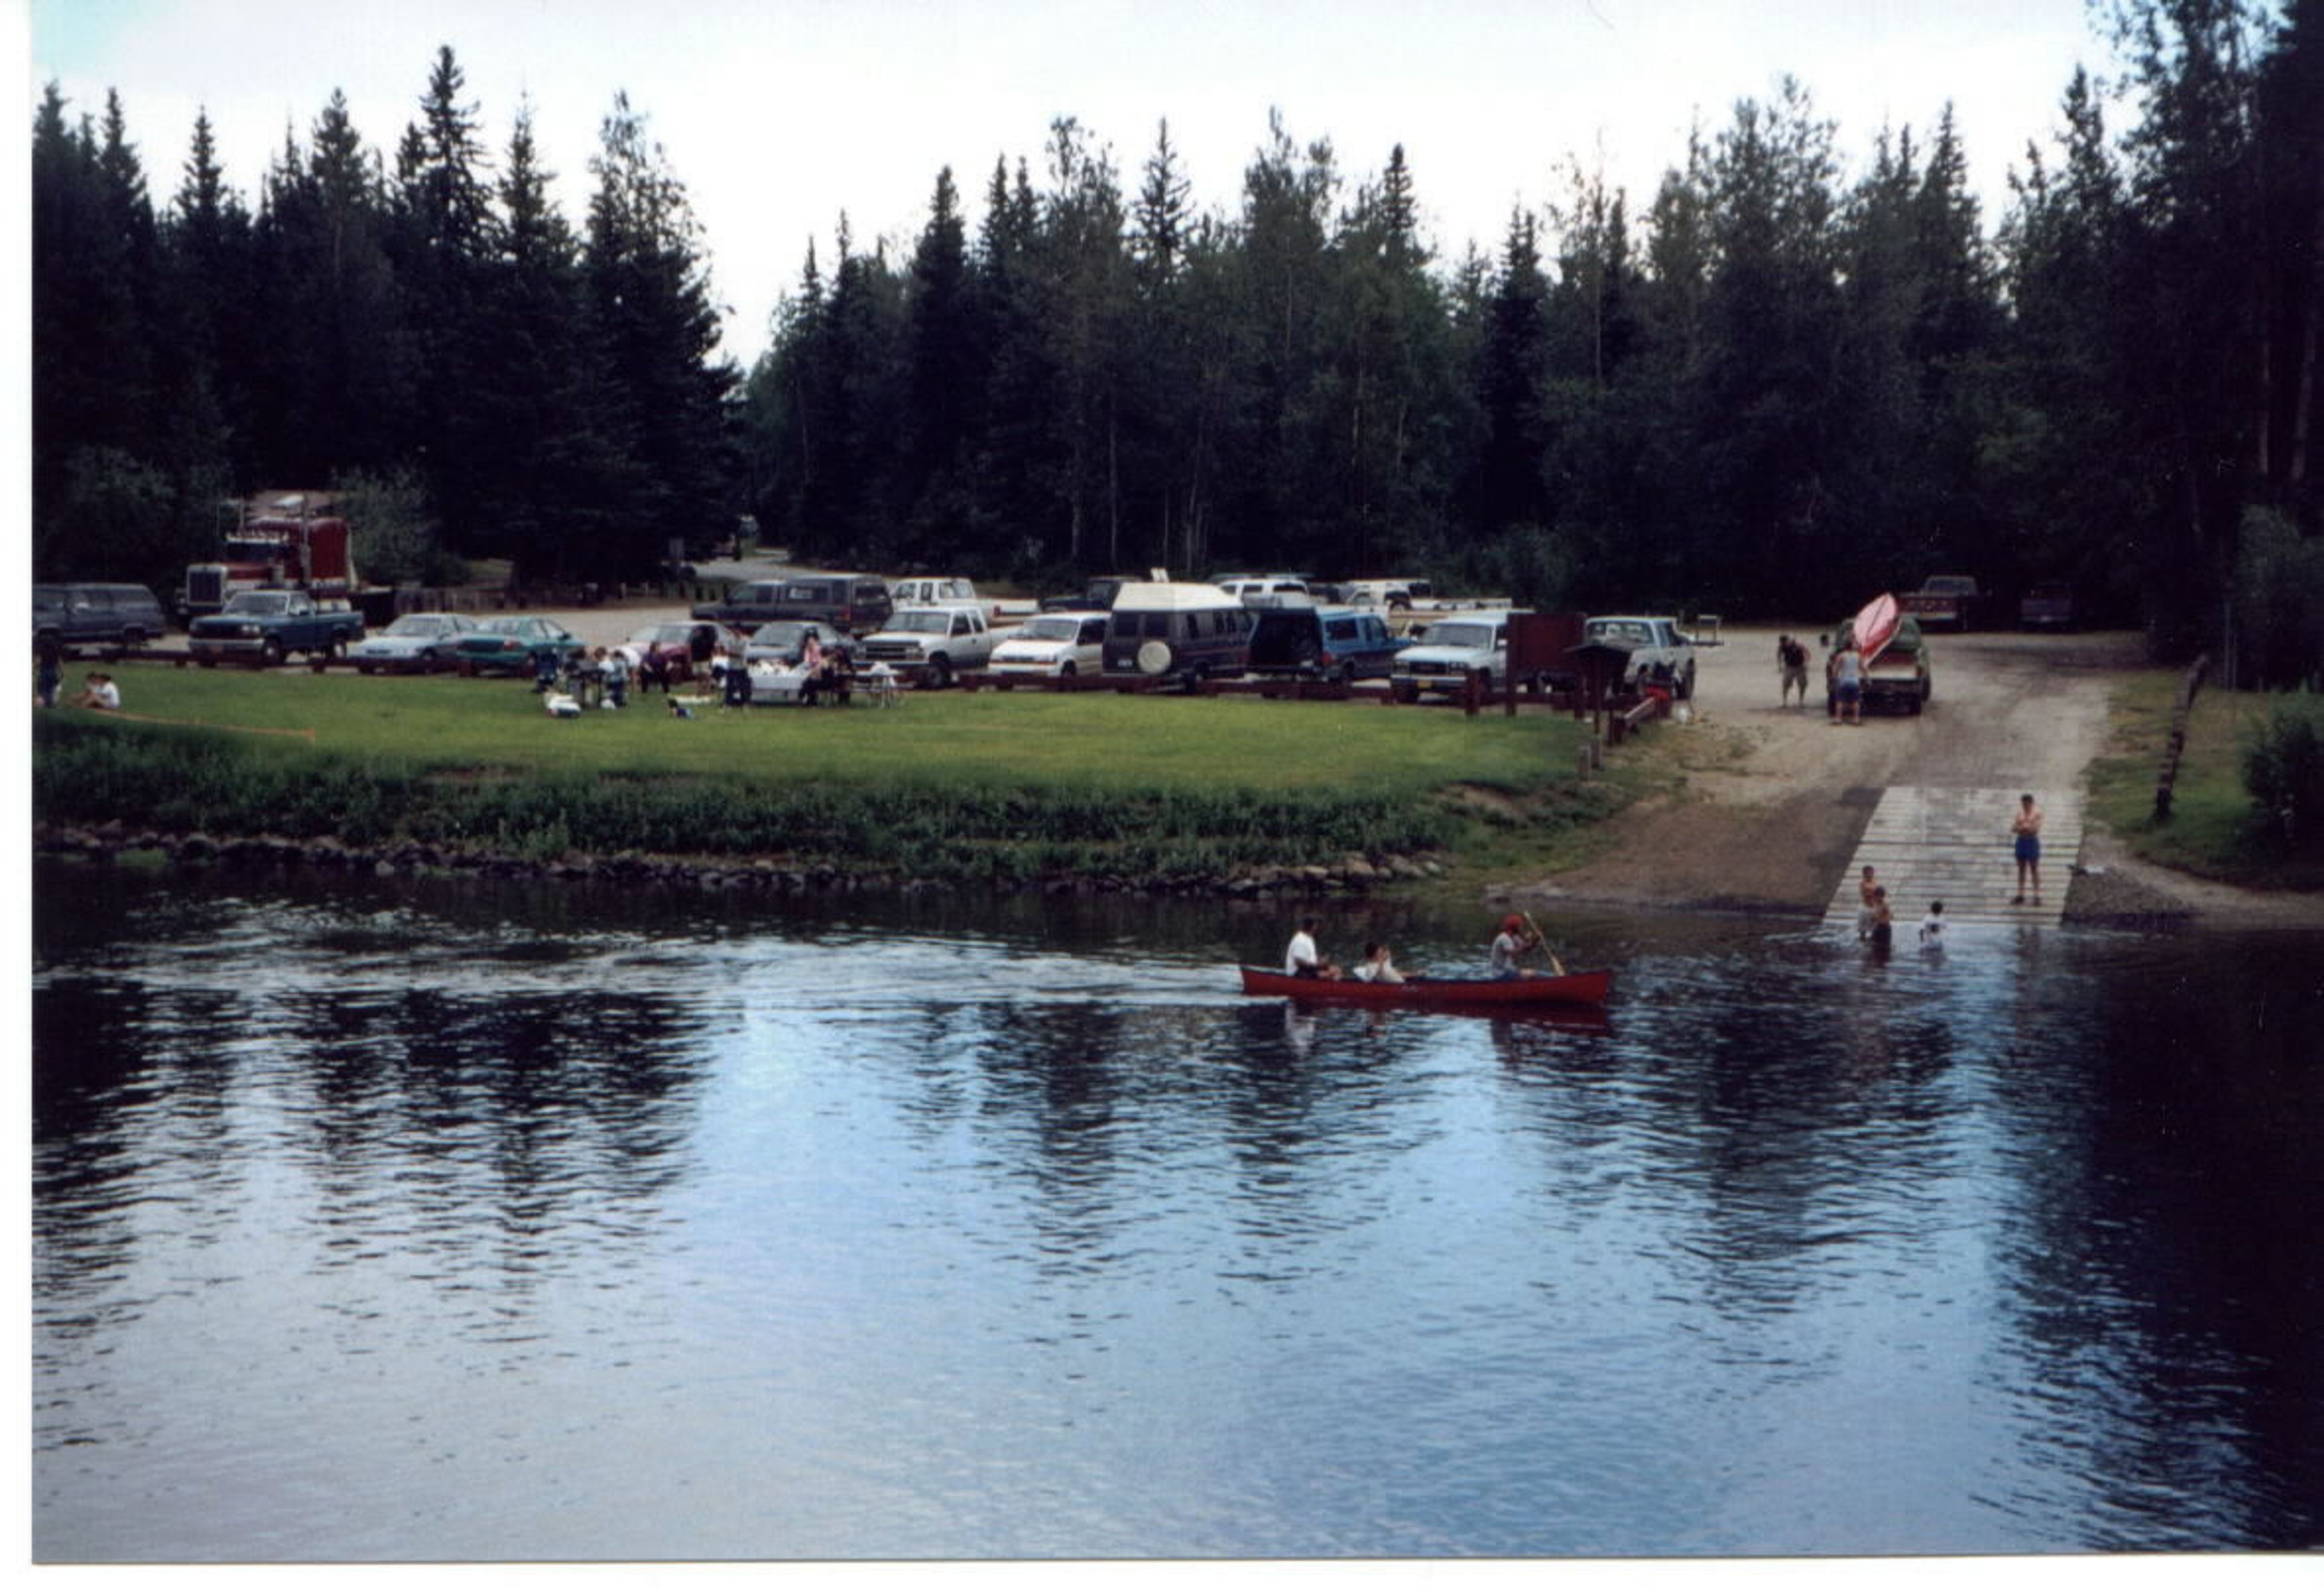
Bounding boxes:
1490 914 1546 979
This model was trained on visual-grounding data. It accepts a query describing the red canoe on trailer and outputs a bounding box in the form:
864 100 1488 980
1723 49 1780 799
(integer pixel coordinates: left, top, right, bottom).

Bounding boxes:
1238 964 1612 1009
1851 592 1902 665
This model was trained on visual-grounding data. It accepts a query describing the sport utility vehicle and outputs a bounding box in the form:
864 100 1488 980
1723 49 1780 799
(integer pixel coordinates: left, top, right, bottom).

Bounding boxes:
694 574 892 634
1247 606 1405 682
34 583 169 650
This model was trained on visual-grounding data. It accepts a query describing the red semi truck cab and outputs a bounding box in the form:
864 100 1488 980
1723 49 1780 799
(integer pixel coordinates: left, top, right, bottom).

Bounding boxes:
182 507 356 621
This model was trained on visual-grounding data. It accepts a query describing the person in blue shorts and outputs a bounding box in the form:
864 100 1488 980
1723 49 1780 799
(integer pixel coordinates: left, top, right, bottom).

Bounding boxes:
1828 641 1863 724
2011 793 2044 905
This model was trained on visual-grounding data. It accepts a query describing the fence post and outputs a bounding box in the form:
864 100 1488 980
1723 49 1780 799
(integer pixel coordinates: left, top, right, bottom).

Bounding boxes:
2153 654 2211 821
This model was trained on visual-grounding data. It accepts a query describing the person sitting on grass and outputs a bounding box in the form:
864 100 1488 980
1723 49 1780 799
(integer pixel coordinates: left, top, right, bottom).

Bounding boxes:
71 671 120 710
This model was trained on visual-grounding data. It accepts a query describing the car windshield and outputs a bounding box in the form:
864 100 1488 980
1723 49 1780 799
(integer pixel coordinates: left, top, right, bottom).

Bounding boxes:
226 593 292 615
752 623 807 646
1016 617 1084 643
1420 622 1496 650
481 617 543 637
630 626 686 644
1586 620 1652 645
385 615 459 637
889 611 954 634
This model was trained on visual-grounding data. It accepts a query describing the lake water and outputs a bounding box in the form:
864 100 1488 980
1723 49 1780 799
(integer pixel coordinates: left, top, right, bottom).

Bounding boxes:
30 860 2324 1560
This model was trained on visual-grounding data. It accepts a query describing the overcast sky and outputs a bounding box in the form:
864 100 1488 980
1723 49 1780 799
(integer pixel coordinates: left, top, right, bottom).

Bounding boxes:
29 0 2111 367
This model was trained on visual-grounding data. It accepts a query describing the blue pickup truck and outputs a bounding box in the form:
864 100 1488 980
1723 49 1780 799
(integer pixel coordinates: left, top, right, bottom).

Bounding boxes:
188 589 366 666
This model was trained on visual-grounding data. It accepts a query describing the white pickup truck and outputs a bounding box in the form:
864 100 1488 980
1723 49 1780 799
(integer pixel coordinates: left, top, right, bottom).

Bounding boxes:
1581 614 1698 698
856 602 1009 688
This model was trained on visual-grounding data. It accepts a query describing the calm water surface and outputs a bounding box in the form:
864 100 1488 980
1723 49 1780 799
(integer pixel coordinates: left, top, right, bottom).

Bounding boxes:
30 861 2324 1560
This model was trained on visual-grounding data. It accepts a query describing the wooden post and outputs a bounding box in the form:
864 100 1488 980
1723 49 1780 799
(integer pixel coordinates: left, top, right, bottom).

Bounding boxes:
2153 654 2210 821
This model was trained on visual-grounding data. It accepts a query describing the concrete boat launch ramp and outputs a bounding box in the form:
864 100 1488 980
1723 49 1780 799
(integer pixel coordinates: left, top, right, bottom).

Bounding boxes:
1824 786 2084 930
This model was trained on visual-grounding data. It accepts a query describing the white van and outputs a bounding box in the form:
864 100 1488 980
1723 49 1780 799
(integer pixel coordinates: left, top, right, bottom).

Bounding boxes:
1100 582 1255 685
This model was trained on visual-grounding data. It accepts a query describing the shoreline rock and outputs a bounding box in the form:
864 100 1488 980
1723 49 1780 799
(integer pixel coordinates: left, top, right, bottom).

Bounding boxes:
29 822 1412 900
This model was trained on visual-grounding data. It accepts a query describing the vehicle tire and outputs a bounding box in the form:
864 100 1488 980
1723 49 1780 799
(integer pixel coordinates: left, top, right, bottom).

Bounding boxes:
1907 693 1923 716
1393 680 1418 704
121 627 147 649
260 638 284 668
1058 661 1077 678
927 654 953 689
1335 663 1356 686
197 655 216 669
326 635 348 661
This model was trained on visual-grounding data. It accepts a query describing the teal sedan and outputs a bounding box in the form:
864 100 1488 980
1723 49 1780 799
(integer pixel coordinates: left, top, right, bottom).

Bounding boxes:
455 615 586 676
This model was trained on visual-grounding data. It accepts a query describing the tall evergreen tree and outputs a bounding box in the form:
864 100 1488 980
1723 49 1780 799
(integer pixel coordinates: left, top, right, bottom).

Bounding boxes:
580 91 740 577
390 46 497 549
248 90 416 485
1475 206 1552 536
1695 80 1847 612
901 166 985 563
470 105 638 580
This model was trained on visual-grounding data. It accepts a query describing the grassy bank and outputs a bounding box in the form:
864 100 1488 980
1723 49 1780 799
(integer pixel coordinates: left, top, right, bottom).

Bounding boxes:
2087 670 2324 890
34 668 1630 889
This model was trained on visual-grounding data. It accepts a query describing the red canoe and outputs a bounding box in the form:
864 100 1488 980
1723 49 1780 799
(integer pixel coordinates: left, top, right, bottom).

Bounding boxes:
1851 592 1902 665
1238 964 1612 1009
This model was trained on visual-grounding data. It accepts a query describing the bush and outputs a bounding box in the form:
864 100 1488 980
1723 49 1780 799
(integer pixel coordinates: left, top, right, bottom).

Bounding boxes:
2231 508 2324 691
2240 695 2324 845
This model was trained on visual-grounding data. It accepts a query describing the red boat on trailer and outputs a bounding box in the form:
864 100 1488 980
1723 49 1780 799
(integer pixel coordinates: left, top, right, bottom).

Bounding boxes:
1237 965 1612 1009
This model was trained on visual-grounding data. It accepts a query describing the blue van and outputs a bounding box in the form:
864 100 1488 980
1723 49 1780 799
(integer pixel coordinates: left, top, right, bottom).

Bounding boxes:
1246 606 1406 682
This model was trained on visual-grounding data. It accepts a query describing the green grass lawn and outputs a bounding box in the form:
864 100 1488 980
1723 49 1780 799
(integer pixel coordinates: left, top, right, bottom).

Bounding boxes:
44 666 1618 886
91 666 1572 794
2087 669 2324 889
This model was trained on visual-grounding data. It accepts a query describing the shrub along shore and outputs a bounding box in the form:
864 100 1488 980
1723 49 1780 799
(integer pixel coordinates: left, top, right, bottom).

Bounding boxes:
31 670 1623 896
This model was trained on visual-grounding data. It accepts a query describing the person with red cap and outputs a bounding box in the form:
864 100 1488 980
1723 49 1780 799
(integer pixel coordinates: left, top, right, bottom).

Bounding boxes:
1489 913 1543 979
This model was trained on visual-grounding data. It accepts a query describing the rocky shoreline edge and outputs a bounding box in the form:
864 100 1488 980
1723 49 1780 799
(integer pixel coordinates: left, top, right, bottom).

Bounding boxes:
38 818 2236 930
31 821 1452 899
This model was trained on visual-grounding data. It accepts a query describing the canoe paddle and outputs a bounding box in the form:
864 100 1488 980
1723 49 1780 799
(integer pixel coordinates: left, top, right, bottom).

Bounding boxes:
1523 911 1567 976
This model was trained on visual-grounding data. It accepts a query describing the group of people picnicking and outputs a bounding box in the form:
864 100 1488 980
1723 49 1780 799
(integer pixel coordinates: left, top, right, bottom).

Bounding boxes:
533 631 869 715
1282 911 1562 985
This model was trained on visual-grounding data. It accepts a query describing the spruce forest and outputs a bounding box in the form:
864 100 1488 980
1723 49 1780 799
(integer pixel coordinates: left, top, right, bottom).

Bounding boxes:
28 2 2324 680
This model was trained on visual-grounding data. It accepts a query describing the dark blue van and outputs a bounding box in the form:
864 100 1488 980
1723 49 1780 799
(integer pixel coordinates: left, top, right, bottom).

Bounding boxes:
1246 606 1406 683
